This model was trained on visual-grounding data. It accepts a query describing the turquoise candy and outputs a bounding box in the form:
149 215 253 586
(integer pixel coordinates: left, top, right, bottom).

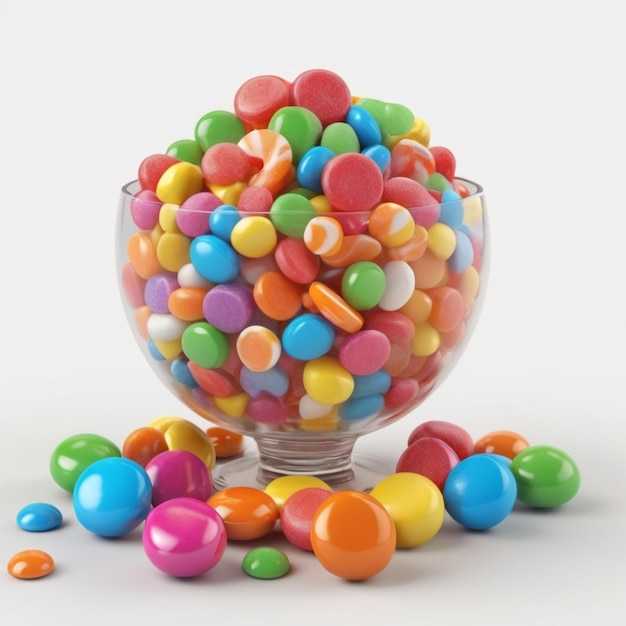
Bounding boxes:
17 502 63 532
242 546 290 579
297 146 335 193
268 106 322 164
361 144 391 173
282 313 335 360
166 139 205 166
320 122 360 155
270 193 317 238
345 105 382 148
194 110 246 151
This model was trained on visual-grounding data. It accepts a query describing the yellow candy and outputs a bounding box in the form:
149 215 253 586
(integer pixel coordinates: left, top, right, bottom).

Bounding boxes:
463 194 483 225
213 393 250 418
158 203 181 233
156 161 203 205
410 321 441 357
427 222 456 260
303 356 354 405
148 416 216 470
264 475 333 512
370 472 444 548
152 337 182 360
208 180 247 205
230 216 277 258
298 410 340 433
399 289 433 325
368 202 415 248
309 194 332 214
456 265 480 303
156 232 191 271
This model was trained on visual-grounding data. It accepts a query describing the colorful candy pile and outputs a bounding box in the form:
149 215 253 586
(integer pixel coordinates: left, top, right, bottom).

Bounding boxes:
118 68 487 434
8 418 580 581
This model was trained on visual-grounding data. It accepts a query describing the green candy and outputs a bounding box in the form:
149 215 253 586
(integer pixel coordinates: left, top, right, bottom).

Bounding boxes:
50 433 121 493
270 193 317 238
321 122 360 155
194 110 246 152
341 261 387 310
166 139 205 166
358 98 415 141
510 445 581 508
181 322 229 369
242 547 290 580
268 106 322 164
425 172 453 193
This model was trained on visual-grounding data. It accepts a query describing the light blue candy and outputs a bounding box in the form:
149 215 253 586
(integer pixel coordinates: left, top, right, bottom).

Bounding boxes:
339 394 384 421
282 313 335 360
345 105 382 148
448 229 474 274
170 358 198 387
361 144 391 173
438 188 465 229
16 502 63 532
147 338 167 361
351 371 392 399
296 145 335 193
240 364 289 398
209 204 241 241
190 234 240 283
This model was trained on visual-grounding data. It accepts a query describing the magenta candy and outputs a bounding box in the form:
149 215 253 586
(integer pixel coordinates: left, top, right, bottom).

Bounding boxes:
407 419 474 460
338 330 391 375
395 436 460 491
177 191 222 237
130 189 163 230
145 450 212 506
381 177 440 228
384 378 420 409
143 497 227 578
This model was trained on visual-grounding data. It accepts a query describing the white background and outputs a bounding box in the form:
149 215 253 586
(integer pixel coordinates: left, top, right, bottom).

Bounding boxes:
1 1 624 624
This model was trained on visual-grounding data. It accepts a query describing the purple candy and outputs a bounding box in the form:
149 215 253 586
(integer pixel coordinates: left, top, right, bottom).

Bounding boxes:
203 283 255 333
177 191 222 237
144 272 180 313
145 450 212 507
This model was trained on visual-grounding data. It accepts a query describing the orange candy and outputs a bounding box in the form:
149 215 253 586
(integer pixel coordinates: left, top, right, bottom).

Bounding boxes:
127 231 163 279
205 426 245 458
427 286 466 333
7 549 55 579
208 486 279 540
473 430 531 459
310 491 396 580
308 281 363 333
122 426 169 467
321 233 382 268
168 287 208 321
253 271 302 320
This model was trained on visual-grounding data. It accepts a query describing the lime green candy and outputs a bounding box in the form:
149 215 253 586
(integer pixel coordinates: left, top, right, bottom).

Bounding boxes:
321 122 360 155
268 106 322 163
270 193 317 238
166 139 204 166
181 322 229 369
357 98 415 139
510 445 581 508
50 433 121 493
341 261 387 310
194 110 246 151
242 547 290 579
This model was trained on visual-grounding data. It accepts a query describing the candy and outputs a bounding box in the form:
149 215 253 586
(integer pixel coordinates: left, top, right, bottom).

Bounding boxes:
443 454 518 530
194 110 246 151
156 161 204 205
200 142 251 187
205 426 245 458
268 106 323 164
208 486 279 541
303 215 344 256
279 487 335 551
166 138 204 166
189 234 240 283
274 237 320 284
202 283 255 333
143 497 227 578
310 490 396 580
408 419 475 460
73 457 152 537
16 502 63 532
302 356 354 405
230 215 277 258
395 436 460 491
122 426 169 467
370 472 444 548
264 475 333 512
341 261 386 310
145 450 212 506
368 202 415 248
50 433 121 493
509 445 581 508
7 549 54 580
473 429 531 459
338 330 391 376
236 324 282 371
234 74 291 129
242 547 290 579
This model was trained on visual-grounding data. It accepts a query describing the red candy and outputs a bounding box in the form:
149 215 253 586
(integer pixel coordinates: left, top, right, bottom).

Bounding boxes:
395 436 460 491
200 142 251 186
138 153 180 191
407 419 474 460
280 487 334 551
429 145 457 182
234 74 291 129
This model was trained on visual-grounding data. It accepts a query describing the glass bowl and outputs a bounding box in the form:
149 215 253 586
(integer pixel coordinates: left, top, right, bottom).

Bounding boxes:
116 178 487 489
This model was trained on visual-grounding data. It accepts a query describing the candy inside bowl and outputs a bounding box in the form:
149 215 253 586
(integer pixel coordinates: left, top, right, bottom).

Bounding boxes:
115 69 488 490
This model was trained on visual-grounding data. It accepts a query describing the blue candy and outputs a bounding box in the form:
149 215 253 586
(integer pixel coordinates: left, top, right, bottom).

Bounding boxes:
361 144 391 173
16 502 63 532
443 454 517 530
351 371 392 399
190 234 240 283
240 364 289 398
339 394 384 421
170 358 199 387
447 229 474 273
296 146 335 193
345 105 382 148
282 313 335 360
209 204 241 241
438 188 465 229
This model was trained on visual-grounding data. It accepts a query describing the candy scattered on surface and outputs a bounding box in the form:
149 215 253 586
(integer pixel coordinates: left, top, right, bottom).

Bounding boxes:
16 502 63 532
280 487 335 551
242 546 290 579
264 474 333 512
143 497 227 578
7 549 55 580
473 429 531 459
73 457 152 537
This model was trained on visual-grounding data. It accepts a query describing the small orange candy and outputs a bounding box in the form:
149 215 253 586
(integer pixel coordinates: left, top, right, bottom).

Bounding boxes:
122 426 169 467
473 430 531 459
310 490 396 580
205 426 245 458
7 549 55 579
208 486 279 540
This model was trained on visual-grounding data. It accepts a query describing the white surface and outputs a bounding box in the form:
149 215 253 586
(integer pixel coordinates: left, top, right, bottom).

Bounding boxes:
1 1 624 624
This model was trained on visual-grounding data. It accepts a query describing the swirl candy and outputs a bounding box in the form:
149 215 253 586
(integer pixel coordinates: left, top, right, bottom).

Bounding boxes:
119 68 487 434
